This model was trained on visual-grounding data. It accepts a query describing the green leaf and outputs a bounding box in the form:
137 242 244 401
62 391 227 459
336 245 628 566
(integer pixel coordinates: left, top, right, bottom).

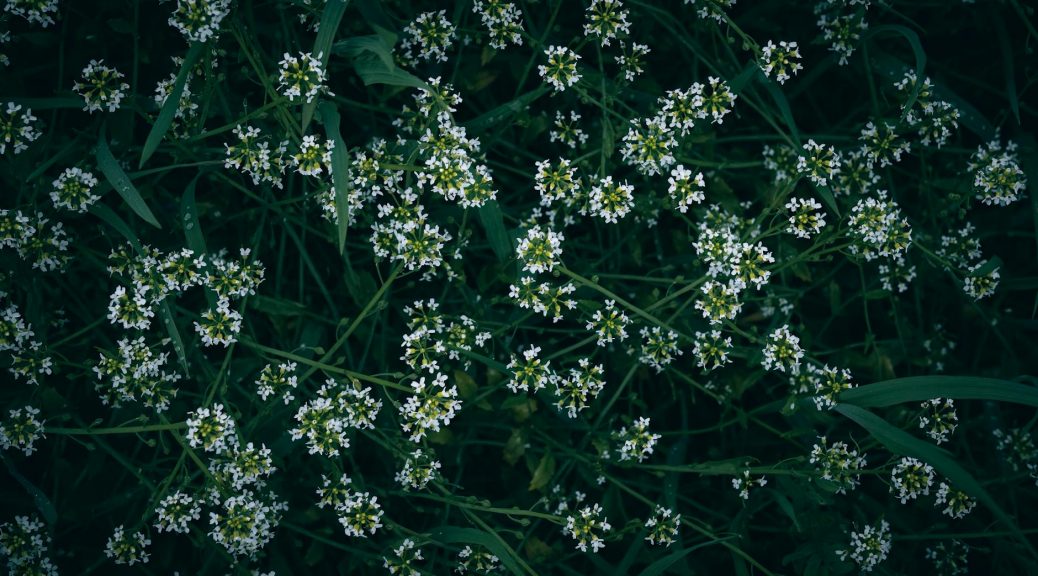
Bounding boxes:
813 184 840 219
139 42 206 168
464 87 548 134
528 451 555 491
318 101 351 254
638 538 734 576
181 175 207 257
760 80 801 147
333 34 396 68
89 204 143 252
96 126 162 229
839 375 1038 407
428 526 525 576
302 0 349 132
352 54 429 89
157 301 190 378
867 25 927 122
835 404 1037 560
478 200 513 265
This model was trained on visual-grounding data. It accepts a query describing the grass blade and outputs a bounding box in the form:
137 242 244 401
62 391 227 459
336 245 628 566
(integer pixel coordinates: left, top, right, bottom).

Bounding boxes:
302 0 349 132
318 101 351 254
836 404 1037 561
478 200 514 269
139 42 205 168
96 126 162 229
839 375 1038 408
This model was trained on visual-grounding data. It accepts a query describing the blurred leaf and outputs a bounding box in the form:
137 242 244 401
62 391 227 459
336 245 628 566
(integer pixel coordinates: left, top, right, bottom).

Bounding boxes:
318 101 351 253
528 451 555 491
478 200 513 268
302 0 349 131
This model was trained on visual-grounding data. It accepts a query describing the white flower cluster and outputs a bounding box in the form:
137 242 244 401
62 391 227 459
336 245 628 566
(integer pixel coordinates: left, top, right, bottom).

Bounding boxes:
457 544 502 573
517 225 564 274
472 0 524 49
168 0 231 42
614 417 660 462
255 361 298 404
667 165 706 213
104 525 151 566
73 59 129 113
395 448 442 491
584 0 631 46
384 538 424 575
638 326 682 372
0 102 41 155
509 276 577 323
0 405 44 456
645 506 681 547
277 51 330 104
890 456 935 504
562 502 612 553
1 292 53 386
208 488 288 559
895 71 961 148
0 514 58 574
968 137 1027 207
0 210 69 273
759 40 803 84
797 139 841 186
186 403 238 455
554 358 606 417
731 469 768 500
50 167 99 213
550 110 588 149
809 436 867 494
399 10 456 66
317 475 385 538
290 378 382 457
692 329 732 371
761 325 803 374
224 124 290 188
4 0 58 27
847 191 912 261
93 336 181 412
586 299 630 347
837 518 891 573
154 491 202 534
919 398 958 444
815 0 871 66
785 197 826 239
399 372 461 442
539 46 582 92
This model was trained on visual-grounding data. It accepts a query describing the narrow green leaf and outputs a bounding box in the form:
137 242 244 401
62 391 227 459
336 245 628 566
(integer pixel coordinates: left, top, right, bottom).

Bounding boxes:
813 184 840 219
157 301 190 378
89 204 142 251
839 375 1038 407
867 25 927 122
96 127 162 229
428 526 525 576
992 11 1021 125
302 0 349 132
181 175 207 257
333 34 395 68
638 538 733 576
139 42 206 168
836 404 1037 560
464 87 549 134
478 200 512 263
760 80 801 147
352 55 429 89
318 101 351 254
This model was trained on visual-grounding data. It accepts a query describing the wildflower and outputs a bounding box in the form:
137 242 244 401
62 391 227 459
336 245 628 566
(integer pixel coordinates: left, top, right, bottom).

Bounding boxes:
0 514 51 567
104 525 150 566
154 491 201 534
695 280 743 325
73 59 129 113
785 197 826 239
107 285 154 331
700 77 737 124
185 403 238 455
0 405 44 456
168 0 231 42
992 427 1037 474
685 0 735 23
890 456 935 503
93 336 180 412
925 540 969 576
400 10 456 66
4 0 58 27
472 0 524 49
292 134 334 176
586 299 630 346
759 40 803 84
506 346 555 393
731 469 767 500
193 297 243 347
615 42 650 81
224 125 289 188
763 144 798 184
508 277 577 322
859 121 910 167
278 51 330 103
935 482 976 519
735 242 774 290
550 110 588 149
638 326 682 372
395 448 442 491
645 506 681 547
563 503 611 553
587 176 635 223
968 137 1027 207
338 491 384 537
815 1 871 66
810 436 867 494
621 116 677 176
614 417 660 462
517 225 564 274
555 358 606 417
49 167 99 213
535 158 580 207
847 191 912 261
837 518 891 573
584 0 630 46
0 102 42 155
658 85 704 135
539 46 582 92
692 329 732 371
399 373 461 442
878 255 917 294
290 378 381 456
256 362 298 404
796 139 840 186
457 545 502 573
831 148 880 196
761 325 803 374
812 364 854 410
919 398 958 444
212 442 276 490
384 539 424 575
667 165 706 213
208 488 287 559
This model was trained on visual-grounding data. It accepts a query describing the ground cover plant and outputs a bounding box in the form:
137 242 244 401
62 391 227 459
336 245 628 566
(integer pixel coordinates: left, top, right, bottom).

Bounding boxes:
1 0 1038 573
